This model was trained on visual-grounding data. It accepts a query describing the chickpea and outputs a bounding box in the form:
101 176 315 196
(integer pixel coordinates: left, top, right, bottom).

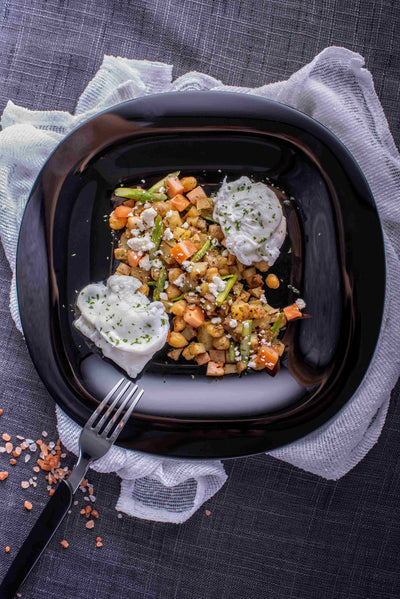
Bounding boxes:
205 322 225 338
168 332 188 348
173 316 186 332
204 267 219 282
266 274 280 289
166 284 182 300
212 335 230 350
109 214 127 230
168 268 184 283
170 299 187 316
180 176 197 192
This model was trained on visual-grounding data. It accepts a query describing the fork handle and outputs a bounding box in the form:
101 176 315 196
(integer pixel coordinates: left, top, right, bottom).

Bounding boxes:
0 479 73 598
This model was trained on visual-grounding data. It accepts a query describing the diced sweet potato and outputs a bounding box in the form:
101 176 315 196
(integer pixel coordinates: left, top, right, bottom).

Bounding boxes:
109 214 127 230
257 345 279 370
166 177 184 198
209 350 226 364
183 305 205 328
206 361 224 376
195 352 210 366
170 240 198 264
127 250 143 268
186 186 207 204
170 194 190 212
283 304 303 321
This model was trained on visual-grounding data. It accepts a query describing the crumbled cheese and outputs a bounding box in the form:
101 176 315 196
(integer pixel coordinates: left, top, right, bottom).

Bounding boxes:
127 234 155 252
163 227 174 241
139 255 151 271
211 238 219 246
159 186 166 193
174 274 186 288
221 250 229 257
181 261 193 272
159 292 168 300
229 319 238 328
208 283 218 297
259 293 268 304
295 298 306 310
211 317 222 324
141 207 157 228
182 222 189 229
212 276 226 292
150 258 163 269
166 210 173 218
248 361 256 369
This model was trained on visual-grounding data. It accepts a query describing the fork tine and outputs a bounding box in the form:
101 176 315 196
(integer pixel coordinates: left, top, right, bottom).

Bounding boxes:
85 378 126 429
108 389 144 442
91 380 132 432
101 384 139 437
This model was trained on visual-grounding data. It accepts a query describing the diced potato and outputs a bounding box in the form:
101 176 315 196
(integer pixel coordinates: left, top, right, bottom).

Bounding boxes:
247 273 264 288
150 266 160 280
188 262 208 279
206 361 224 376
173 316 186 332
119 231 130 250
168 332 188 348
248 304 267 319
166 284 182 300
232 282 244 296
272 340 285 357
183 305 205 328
209 350 226 364
180 176 197 192
199 282 209 294
190 232 201 245
187 186 207 204
224 364 238 375
170 299 187 316
205 322 224 338
249 286 264 299
168 267 184 283
237 361 247 374
243 267 257 282
204 267 219 282
173 227 191 241
186 205 200 218
127 216 142 230
116 262 131 276
254 259 270 272
159 241 175 265
168 348 183 361
196 197 211 211
186 216 199 227
165 210 182 230
182 325 196 341
153 200 173 217
182 342 206 360
122 199 135 208
196 352 211 366
114 247 128 261
227 253 236 265
130 267 150 283
209 224 224 241
238 290 251 302
138 283 149 297
212 335 230 350
197 325 214 350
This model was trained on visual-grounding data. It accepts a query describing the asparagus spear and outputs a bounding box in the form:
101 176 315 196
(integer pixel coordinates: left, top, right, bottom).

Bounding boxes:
153 266 166 301
171 294 185 302
228 341 236 363
191 239 211 263
149 215 163 260
148 171 180 193
215 273 238 307
114 188 167 203
240 320 253 367
271 312 283 341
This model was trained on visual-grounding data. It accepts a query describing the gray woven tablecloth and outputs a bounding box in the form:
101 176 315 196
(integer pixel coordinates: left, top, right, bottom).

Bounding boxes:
1 1 400 598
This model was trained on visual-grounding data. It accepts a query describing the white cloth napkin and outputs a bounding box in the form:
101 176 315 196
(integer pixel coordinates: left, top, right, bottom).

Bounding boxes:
1 46 400 523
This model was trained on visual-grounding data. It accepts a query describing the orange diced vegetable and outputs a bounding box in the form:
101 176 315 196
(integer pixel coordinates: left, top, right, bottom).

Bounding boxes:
206 361 224 376
183 305 205 328
166 177 185 198
283 303 303 321
127 250 143 268
186 186 207 204
123 199 135 207
209 349 226 364
109 214 127 230
114 205 132 219
170 194 190 212
257 345 279 370
170 240 198 264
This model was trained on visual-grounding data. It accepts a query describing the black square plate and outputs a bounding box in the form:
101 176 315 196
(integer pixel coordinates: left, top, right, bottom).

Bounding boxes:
16 92 385 458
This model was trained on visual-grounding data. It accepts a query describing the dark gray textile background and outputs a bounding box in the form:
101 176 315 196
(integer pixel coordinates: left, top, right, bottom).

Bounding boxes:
0 1 399 598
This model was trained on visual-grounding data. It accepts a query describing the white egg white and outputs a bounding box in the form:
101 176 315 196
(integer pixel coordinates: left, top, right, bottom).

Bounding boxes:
74 274 169 378
213 176 286 266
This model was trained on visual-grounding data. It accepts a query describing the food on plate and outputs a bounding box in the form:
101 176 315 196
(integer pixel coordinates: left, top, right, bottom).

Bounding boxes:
74 275 169 377
74 172 306 378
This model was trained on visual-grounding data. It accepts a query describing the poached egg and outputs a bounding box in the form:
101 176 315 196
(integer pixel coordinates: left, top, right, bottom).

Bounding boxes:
74 274 169 378
213 176 286 266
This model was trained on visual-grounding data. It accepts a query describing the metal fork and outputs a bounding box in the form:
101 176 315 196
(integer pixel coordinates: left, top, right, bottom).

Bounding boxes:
0 379 144 598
